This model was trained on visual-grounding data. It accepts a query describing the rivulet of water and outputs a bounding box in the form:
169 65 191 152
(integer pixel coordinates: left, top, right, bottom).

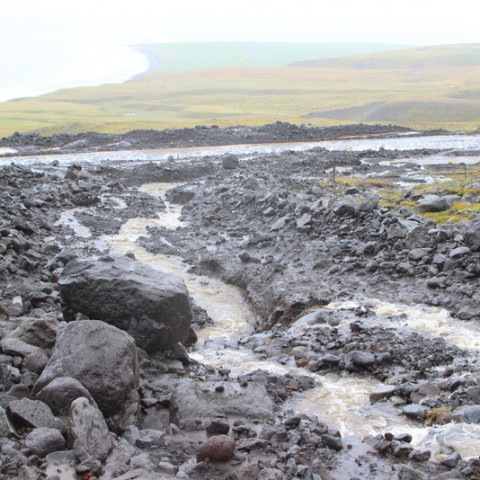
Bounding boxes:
3 134 480 167
98 181 480 460
327 299 480 352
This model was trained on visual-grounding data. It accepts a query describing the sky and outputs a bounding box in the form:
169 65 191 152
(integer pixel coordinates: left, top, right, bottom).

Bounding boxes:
3 0 480 46
1 0 479 100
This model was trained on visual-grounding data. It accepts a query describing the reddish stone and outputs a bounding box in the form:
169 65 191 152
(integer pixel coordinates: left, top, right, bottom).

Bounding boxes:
196 435 235 462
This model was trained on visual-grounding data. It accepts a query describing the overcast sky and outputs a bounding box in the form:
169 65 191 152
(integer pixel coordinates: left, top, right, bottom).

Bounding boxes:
1 0 479 101
2 0 480 46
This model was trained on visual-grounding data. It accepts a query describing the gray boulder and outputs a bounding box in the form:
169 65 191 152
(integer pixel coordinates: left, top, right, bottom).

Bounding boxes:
417 194 453 213
0 337 49 374
360 195 379 212
0 406 12 437
369 385 397 403
58 255 192 353
170 381 274 430
10 317 59 349
222 154 240 170
449 246 471 258
69 397 113 461
35 376 97 417
270 215 289 231
405 225 435 249
296 213 312 230
348 350 375 368
6 398 61 430
33 320 139 418
332 195 359 216
25 427 65 456
402 404 428 421
462 405 480 424
464 219 480 250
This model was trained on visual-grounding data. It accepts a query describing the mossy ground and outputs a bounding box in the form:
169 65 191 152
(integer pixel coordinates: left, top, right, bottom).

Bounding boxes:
320 163 480 224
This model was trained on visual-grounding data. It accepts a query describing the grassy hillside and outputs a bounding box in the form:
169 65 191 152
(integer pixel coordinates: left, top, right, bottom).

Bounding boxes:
291 44 480 69
1 43 480 136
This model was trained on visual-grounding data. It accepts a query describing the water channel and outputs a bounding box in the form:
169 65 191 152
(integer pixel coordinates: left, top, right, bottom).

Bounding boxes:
2 133 480 168
13 134 480 461
99 180 480 461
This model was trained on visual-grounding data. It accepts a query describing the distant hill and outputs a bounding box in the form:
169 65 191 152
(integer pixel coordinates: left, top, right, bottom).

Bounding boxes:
304 100 480 125
1 43 480 136
137 41 409 73
290 44 480 69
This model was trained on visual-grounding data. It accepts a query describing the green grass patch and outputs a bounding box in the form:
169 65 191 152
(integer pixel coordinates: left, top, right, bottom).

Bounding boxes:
322 164 480 224
422 201 480 224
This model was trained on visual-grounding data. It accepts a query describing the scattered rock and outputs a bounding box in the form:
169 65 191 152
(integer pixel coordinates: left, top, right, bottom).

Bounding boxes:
35 376 97 416
7 398 61 430
402 404 428 421
222 154 240 170
25 427 65 456
169 381 274 430
206 417 230 435
464 219 480 250
332 195 359 216
370 385 397 403
196 434 235 462
69 397 113 461
417 194 453 213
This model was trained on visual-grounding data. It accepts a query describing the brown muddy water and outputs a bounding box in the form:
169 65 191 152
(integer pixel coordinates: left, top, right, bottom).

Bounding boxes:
91 182 480 462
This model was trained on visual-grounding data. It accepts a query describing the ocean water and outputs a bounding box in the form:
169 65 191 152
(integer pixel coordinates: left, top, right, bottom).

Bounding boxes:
0 41 149 102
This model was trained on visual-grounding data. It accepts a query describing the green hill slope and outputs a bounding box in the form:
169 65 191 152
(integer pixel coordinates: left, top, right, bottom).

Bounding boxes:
291 44 480 69
1 43 480 136
137 41 409 72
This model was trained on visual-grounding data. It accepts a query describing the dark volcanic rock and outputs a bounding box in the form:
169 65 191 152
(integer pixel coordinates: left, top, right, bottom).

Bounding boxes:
33 320 139 418
417 194 453 213
222 154 240 170
69 396 113 461
35 376 97 416
58 255 192 353
169 381 274 430
465 219 480 250
25 427 65 456
7 398 60 430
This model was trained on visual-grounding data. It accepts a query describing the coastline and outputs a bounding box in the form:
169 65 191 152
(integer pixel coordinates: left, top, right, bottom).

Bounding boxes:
131 44 162 77
0 43 150 103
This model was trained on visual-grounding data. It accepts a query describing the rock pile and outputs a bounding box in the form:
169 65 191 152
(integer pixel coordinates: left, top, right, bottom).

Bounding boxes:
1 130 480 479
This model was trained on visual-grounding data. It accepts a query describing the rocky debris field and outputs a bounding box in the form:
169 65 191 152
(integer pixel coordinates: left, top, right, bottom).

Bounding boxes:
1 122 417 156
1 126 480 479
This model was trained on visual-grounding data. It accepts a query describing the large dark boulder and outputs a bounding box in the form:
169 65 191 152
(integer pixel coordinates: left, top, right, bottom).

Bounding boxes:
331 195 359 216
417 194 453 213
33 320 139 419
464 219 480 251
58 255 192 353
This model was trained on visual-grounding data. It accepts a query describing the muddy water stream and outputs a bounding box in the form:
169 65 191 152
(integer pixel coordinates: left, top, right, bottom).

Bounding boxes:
96 182 480 461
3 133 480 168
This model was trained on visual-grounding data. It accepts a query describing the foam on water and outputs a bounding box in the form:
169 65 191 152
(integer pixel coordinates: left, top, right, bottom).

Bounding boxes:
327 299 480 352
